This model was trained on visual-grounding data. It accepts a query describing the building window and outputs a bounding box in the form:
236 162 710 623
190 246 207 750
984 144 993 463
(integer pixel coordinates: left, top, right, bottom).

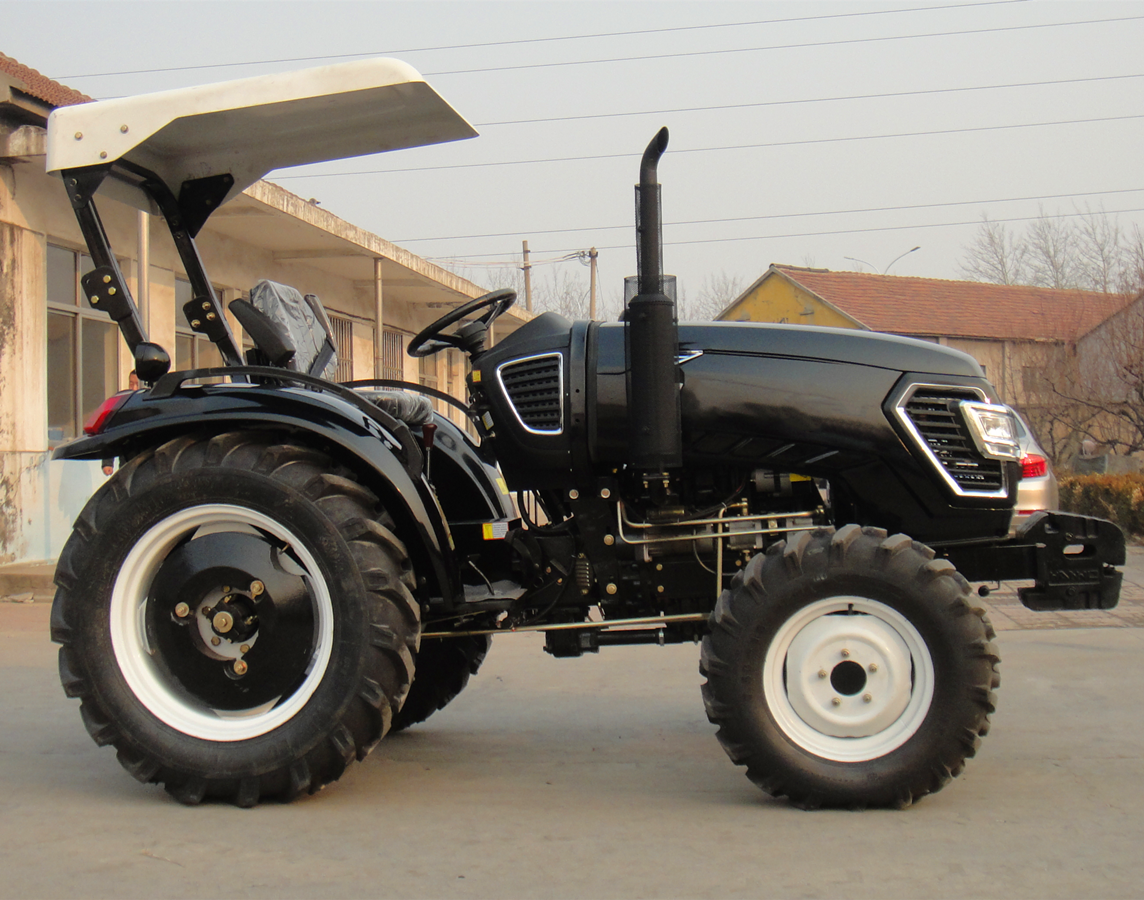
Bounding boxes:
329 313 354 382
46 244 120 444
380 329 404 381
418 353 438 391
419 353 440 412
1022 366 1050 397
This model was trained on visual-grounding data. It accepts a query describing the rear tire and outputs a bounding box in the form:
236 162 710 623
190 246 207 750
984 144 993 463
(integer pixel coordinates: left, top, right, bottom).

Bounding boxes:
51 432 419 806
390 634 492 732
700 525 1000 809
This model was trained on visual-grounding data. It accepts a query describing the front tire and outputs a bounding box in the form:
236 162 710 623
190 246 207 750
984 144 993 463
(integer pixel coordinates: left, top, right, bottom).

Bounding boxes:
51 432 419 806
700 525 1000 808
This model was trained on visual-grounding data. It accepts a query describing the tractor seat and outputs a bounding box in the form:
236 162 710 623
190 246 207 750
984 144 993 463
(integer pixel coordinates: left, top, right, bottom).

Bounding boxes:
354 389 435 426
229 281 435 428
231 280 338 380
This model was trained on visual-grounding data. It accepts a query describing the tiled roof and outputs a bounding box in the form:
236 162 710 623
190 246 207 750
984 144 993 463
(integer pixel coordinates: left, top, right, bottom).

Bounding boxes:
0 52 91 108
768 265 1129 342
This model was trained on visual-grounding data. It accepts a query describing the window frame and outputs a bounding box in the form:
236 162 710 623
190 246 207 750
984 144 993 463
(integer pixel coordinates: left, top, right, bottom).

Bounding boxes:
45 242 122 445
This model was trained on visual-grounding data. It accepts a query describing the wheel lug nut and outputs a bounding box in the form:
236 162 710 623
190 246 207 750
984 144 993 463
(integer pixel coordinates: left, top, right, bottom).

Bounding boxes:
817 669 828 679
840 649 850 658
210 636 221 647
831 697 841 707
174 602 190 618
868 663 878 673
863 693 873 703
233 660 248 676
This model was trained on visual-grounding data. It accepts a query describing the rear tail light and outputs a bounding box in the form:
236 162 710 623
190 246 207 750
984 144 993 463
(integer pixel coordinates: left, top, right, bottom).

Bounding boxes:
1020 453 1048 479
83 392 131 436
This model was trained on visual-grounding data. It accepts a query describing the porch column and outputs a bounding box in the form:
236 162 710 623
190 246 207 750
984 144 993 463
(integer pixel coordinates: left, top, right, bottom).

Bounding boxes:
373 257 383 378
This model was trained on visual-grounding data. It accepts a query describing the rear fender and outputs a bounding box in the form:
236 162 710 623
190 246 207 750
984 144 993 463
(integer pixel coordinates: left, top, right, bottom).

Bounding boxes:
55 375 462 604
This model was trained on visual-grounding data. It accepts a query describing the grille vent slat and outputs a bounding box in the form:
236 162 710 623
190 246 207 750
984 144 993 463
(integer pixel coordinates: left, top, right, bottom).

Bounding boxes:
498 354 563 434
902 388 1005 494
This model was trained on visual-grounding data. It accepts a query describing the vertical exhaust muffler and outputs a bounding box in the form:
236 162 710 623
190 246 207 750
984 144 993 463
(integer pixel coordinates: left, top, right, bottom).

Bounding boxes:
626 127 682 472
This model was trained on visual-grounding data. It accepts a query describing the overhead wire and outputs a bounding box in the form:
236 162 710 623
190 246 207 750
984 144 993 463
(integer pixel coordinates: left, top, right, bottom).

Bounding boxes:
58 1 1025 79
428 205 1144 264
389 187 1144 245
274 112 1144 179
55 2 1137 276
473 72 1144 128
422 14 1144 78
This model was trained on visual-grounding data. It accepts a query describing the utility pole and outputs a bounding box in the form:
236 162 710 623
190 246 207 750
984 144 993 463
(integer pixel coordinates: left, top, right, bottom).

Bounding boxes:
522 240 532 312
588 247 598 319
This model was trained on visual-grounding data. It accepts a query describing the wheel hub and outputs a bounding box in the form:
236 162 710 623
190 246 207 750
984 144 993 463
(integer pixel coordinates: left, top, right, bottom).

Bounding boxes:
148 530 317 709
784 611 914 738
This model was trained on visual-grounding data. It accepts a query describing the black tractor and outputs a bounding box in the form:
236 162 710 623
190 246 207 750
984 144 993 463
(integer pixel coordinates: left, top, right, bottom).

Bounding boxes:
46 60 1124 808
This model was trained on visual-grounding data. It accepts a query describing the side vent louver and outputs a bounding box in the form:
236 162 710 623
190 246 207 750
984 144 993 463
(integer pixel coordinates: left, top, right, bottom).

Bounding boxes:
898 385 1006 497
497 353 563 434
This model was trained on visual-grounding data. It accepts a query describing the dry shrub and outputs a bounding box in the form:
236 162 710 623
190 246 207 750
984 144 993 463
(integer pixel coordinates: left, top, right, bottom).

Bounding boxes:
1058 472 1144 536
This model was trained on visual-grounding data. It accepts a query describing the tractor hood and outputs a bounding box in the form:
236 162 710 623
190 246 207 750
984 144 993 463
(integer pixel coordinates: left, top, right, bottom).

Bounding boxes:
475 314 1014 542
672 321 983 377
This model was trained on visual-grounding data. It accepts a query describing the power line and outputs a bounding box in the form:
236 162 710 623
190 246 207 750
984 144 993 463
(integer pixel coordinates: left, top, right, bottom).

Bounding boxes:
429 205 1144 263
473 72 1144 128
58 1 1022 79
274 113 1144 179
390 187 1144 244
423 15 1144 79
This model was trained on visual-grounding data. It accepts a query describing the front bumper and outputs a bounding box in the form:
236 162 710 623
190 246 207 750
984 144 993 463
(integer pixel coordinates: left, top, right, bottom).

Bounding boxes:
940 511 1125 611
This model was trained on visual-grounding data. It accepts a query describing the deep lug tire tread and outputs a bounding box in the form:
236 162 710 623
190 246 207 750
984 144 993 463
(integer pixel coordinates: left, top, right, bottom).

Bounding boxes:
51 432 419 806
700 526 999 809
389 634 493 733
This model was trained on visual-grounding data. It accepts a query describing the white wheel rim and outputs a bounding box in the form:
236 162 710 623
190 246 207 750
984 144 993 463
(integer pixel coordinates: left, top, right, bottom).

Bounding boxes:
763 597 934 762
110 504 333 742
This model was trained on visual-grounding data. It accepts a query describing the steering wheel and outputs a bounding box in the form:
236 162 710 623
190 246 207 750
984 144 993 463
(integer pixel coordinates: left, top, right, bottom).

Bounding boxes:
407 289 517 358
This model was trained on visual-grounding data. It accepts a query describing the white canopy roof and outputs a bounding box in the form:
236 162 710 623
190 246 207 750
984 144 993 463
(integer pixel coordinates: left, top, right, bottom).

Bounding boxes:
45 58 476 212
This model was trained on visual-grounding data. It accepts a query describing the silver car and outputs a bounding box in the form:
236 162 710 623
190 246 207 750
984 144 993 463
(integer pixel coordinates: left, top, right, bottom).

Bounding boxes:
1010 410 1060 532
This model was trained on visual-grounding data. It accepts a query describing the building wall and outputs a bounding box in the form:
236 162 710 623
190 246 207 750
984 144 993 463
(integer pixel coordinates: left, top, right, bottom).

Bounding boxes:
1 160 105 564
728 276 859 328
724 273 1066 412
0 142 485 565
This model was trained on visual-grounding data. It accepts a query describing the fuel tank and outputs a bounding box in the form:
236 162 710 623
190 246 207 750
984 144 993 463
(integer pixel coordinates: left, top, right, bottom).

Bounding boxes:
473 314 1018 542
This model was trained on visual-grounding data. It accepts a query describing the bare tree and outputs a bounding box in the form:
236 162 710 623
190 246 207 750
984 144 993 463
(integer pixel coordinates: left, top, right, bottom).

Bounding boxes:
1011 342 1100 464
1063 299 1144 456
481 264 524 296
682 271 744 320
958 215 1029 285
962 208 1144 465
1075 207 1127 294
1025 211 1081 289
1116 224 1144 296
959 208 1144 294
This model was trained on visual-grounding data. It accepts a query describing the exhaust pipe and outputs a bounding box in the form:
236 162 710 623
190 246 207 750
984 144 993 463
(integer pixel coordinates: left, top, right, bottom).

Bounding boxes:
626 127 682 471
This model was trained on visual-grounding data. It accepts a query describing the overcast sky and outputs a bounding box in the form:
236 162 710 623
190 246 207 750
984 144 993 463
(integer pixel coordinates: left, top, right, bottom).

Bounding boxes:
6 0 1144 317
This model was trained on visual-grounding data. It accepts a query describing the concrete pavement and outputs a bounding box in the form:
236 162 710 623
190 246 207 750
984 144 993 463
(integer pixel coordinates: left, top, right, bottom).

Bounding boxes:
2 567 1144 898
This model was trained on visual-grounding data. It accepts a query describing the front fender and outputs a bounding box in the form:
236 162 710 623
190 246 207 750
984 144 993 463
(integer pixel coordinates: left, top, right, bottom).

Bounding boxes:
56 378 462 604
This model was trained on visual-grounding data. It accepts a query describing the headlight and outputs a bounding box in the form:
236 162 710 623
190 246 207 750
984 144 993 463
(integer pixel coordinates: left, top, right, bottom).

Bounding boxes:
959 402 1020 461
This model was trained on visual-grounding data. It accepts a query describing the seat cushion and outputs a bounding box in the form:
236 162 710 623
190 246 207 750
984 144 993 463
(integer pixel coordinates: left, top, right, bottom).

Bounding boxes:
355 389 435 426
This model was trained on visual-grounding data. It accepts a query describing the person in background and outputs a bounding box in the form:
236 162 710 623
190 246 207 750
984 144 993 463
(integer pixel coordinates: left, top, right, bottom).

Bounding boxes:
101 370 140 476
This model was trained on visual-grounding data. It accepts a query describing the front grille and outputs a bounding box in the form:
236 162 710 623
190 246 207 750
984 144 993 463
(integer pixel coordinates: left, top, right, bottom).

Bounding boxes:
498 354 563 434
901 387 1005 495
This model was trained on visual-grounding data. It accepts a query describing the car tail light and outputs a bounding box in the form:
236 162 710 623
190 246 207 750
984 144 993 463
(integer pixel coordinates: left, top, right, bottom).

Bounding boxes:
1020 453 1048 479
83 392 131 436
